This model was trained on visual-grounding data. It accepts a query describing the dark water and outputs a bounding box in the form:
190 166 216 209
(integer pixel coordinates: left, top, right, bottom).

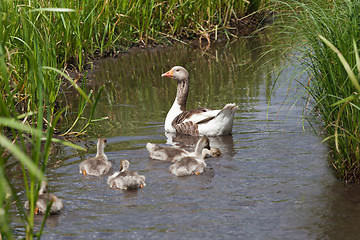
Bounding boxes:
14 36 360 239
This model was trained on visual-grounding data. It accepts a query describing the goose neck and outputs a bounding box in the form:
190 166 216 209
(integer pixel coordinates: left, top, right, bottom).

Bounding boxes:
194 145 205 159
176 80 189 111
96 142 106 158
200 148 211 160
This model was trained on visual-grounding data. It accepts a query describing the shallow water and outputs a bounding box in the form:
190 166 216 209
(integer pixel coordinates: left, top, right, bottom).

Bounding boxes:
13 36 360 239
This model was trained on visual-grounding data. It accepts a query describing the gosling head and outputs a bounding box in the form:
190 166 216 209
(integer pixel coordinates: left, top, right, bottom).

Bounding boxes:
210 147 222 157
119 159 130 172
97 138 107 149
197 136 211 150
39 181 48 195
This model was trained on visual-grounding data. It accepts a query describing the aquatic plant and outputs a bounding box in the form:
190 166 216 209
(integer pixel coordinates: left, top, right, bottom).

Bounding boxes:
271 0 360 182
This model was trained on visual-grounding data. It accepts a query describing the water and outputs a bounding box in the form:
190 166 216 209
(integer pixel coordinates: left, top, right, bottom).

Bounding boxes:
13 35 360 239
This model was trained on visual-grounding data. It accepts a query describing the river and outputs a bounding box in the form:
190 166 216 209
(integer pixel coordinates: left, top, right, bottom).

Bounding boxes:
13 34 360 239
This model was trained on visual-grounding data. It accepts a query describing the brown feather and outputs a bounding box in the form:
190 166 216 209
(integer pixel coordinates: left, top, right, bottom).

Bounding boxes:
171 107 211 126
171 107 213 135
174 121 199 135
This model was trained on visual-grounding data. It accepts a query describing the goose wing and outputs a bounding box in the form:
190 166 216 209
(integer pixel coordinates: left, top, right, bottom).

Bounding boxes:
171 107 220 135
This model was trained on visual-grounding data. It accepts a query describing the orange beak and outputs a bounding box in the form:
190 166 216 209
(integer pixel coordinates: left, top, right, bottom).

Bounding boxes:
161 69 173 78
82 169 87 176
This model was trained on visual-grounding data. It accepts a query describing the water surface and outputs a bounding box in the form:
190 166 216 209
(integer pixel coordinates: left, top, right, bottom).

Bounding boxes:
14 36 360 239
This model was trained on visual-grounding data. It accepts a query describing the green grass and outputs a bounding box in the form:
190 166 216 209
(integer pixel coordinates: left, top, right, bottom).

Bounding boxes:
2 0 269 71
1 3 96 240
270 0 360 182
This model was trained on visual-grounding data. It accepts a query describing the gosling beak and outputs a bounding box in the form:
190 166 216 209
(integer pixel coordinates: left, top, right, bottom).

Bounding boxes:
161 69 173 78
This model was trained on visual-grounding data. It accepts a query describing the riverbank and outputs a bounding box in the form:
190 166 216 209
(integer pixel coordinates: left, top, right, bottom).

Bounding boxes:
71 9 274 73
271 0 360 183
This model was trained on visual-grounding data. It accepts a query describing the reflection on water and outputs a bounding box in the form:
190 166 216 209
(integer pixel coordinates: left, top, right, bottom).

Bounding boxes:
63 35 275 138
12 35 360 239
164 132 236 156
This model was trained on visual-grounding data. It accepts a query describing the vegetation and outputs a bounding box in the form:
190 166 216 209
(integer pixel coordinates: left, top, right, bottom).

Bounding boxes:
271 0 360 182
0 0 270 239
0 5 90 240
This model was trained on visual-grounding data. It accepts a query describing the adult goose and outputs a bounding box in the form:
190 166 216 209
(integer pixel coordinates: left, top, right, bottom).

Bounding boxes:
146 136 212 162
79 138 111 176
24 181 64 215
161 66 238 136
107 160 146 190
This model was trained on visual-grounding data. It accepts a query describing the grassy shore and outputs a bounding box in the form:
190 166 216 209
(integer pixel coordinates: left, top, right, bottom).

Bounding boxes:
271 0 360 182
0 0 269 238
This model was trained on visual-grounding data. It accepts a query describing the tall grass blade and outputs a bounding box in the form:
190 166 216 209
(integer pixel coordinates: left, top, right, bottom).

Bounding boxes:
0 135 44 180
318 35 360 93
29 8 76 13
42 66 92 104
353 39 360 77
76 85 105 135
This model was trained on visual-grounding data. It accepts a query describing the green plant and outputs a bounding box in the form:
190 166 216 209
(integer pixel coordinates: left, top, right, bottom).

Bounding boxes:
271 0 360 182
0 3 92 239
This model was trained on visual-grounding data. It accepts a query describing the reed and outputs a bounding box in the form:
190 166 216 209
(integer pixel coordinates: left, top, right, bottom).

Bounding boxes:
0 3 92 240
2 0 269 70
271 0 360 182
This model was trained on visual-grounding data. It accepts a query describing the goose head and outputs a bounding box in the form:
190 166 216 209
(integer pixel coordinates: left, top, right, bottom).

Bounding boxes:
119 159 130 172
161 66 189 83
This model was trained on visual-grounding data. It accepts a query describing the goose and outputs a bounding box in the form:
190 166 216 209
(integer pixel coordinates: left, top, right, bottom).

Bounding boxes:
146 142 189 162
24 181 64 215
146 136 210 162
161 66 238 136
169 136 211 176
107 160 146 190
169 149 211 177
79 138 111 176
